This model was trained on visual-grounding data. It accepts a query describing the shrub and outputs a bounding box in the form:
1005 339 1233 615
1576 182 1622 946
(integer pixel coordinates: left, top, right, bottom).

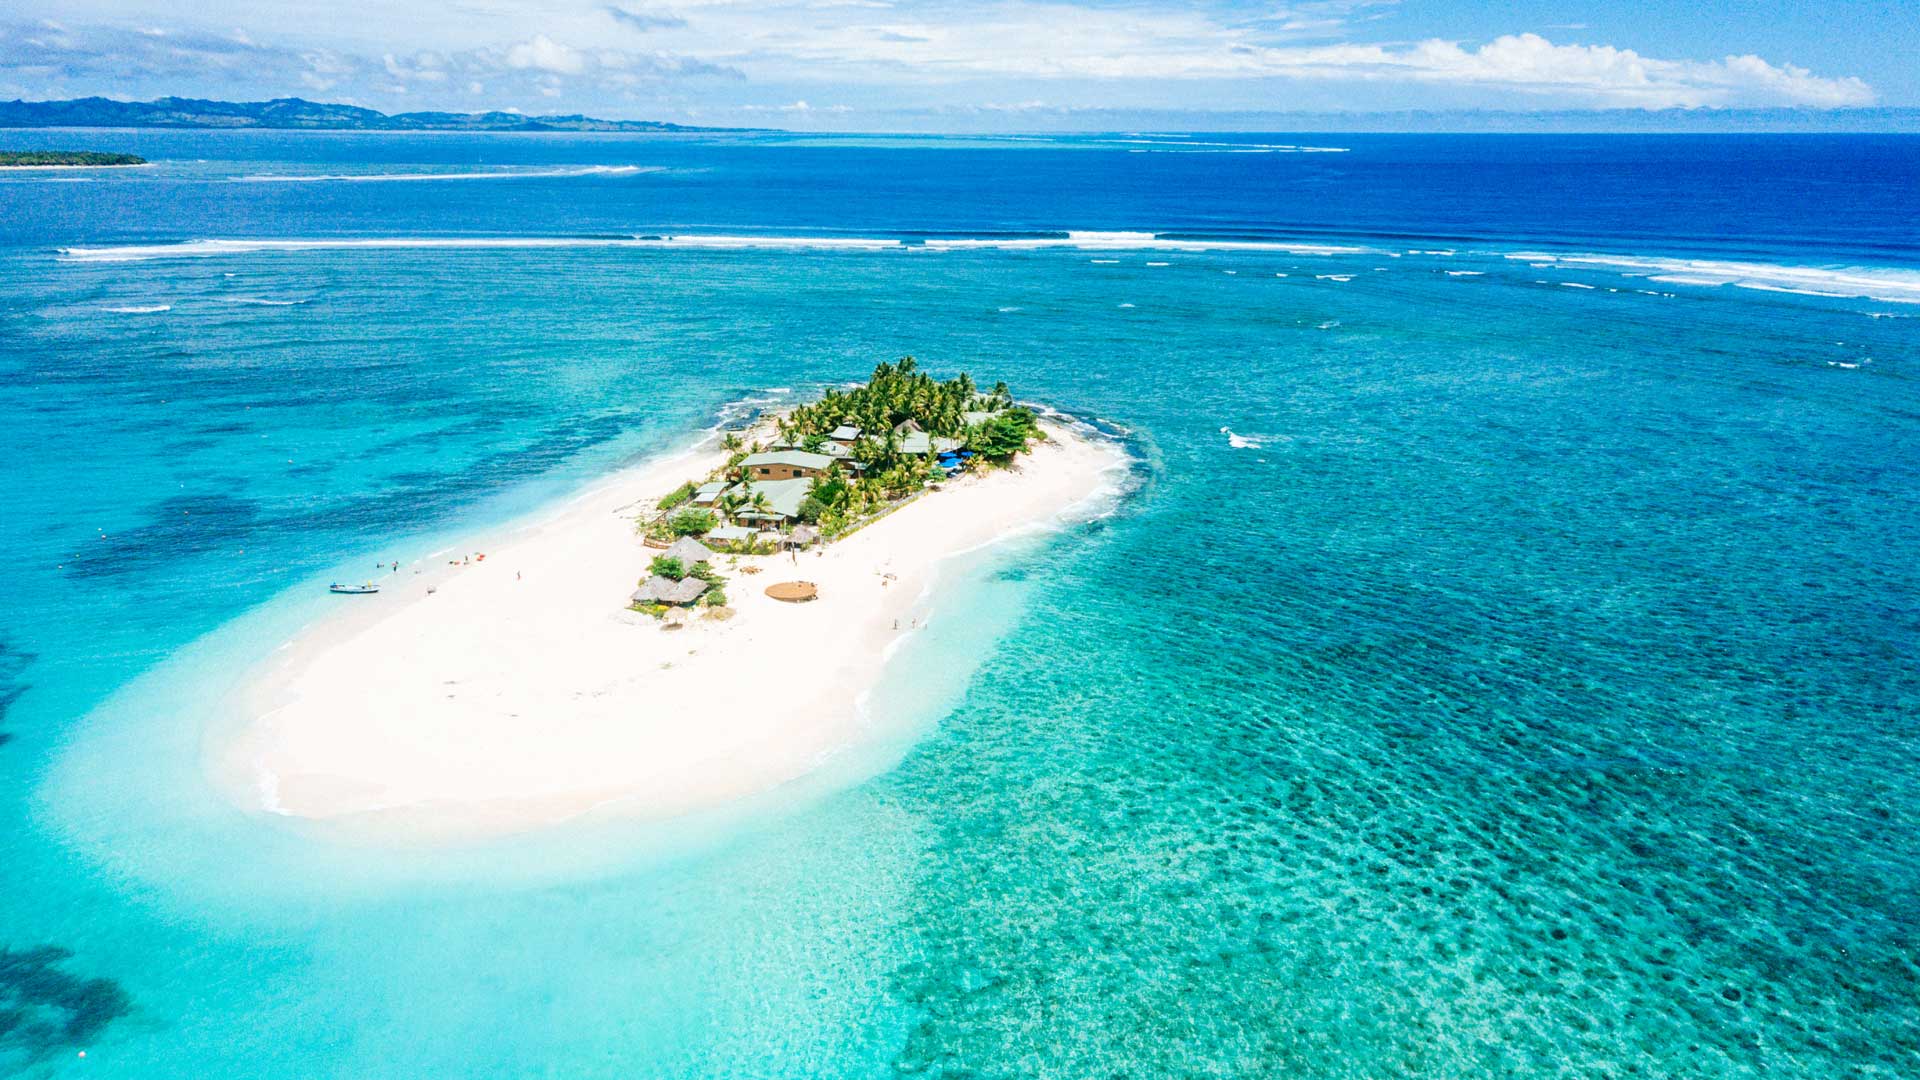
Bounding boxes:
649 556 686 580
667 509 717 537
657 481 697 511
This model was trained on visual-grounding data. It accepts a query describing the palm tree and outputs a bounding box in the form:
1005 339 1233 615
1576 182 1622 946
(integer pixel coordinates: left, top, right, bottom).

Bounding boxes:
749 491 773 522
718 491 746 523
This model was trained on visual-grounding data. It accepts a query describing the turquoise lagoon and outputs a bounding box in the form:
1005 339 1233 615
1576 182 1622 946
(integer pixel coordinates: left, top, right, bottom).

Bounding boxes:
0 132 1917 1076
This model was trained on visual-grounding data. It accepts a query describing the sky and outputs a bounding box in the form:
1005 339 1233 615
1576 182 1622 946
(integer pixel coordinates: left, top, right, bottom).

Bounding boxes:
3 1 1916 130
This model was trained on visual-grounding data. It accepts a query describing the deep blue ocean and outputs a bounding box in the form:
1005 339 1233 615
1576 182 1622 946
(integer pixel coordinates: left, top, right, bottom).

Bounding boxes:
1 129 1917 1077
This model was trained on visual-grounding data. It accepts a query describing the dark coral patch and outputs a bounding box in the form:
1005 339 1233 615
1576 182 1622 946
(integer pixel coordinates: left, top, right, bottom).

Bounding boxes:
0 946 132 1065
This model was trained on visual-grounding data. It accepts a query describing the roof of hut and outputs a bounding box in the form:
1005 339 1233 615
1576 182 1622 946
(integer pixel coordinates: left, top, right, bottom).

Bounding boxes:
632 574 709 606
661 537 715 565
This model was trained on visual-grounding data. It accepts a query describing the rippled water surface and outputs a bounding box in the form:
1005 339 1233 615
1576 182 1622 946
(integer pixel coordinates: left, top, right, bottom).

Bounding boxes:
0 131 1916 1077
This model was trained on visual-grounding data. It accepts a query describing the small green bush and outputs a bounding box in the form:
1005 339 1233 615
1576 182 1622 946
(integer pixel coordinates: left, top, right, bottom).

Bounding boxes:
658 481 697 511
667 509 717 537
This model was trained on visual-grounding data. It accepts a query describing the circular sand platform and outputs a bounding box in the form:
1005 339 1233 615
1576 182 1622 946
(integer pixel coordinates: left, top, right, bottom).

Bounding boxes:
765 581 819 603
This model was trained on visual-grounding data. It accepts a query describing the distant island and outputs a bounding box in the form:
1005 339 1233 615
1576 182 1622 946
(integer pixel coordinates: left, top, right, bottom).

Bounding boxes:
0 150 146 167
0 97 746 133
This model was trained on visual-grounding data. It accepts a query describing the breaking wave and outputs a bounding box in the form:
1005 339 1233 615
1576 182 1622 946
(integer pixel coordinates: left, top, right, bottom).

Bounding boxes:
235 165 654 183
1505 252 1920 305
57 231 1370 263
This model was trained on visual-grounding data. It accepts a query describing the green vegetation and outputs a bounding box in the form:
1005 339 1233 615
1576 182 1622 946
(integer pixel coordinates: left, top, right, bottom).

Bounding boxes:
670 509 717 536
648 556 686 580
0 151 145 167
771 358 1043 537
636 358 1045 553
657 481 697 511
641 507 718 543
968 409 1043 460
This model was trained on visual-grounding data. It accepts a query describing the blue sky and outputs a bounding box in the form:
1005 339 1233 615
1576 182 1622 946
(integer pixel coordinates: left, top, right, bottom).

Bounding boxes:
2 1 1914 129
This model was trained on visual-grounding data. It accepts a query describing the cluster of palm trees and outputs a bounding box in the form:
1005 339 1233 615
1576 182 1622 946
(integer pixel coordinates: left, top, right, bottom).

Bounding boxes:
777 358 1012 455
695 359 1035 539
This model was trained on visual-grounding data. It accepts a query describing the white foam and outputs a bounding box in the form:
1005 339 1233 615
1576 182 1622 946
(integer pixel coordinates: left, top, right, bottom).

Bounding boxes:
60 233 1372 263
1508 251 1920 305
1316 274 1353 282
237 165 653 183
1220 427 1268 450
1560 282 1596 289
1444 270 1484 277
217 297 306 306
103 303 171 313
1109 139 1348 154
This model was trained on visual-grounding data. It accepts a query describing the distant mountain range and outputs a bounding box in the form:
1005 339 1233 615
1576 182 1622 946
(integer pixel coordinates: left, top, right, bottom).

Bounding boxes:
0 97 742 133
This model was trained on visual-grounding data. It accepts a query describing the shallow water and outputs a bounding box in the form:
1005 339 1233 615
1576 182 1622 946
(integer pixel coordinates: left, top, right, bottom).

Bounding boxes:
0 132 1917 1077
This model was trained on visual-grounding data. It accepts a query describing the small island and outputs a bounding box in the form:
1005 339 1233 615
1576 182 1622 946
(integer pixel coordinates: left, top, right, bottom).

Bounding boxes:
0 150 147 168
217 359 1120 840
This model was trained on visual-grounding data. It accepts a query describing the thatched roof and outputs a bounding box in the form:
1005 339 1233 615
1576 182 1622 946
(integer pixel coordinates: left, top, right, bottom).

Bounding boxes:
662 537 715 566
765 581 819 602
788 525 820 547
632 574 708 606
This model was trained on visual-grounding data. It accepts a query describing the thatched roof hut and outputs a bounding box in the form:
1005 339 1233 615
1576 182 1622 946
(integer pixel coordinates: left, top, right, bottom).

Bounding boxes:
787 525 820 548
661 536 715 566
632 574 709 606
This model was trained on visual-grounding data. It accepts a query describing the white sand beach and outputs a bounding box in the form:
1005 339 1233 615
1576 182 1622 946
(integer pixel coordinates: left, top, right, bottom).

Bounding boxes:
213 420 1123 841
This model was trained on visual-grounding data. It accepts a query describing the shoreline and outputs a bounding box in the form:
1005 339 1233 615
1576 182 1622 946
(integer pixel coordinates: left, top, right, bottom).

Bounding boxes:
0 161 153 171
209 417 1126 843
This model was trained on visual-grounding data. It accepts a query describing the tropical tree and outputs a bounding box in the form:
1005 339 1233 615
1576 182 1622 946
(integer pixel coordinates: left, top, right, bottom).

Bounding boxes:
666 509 716 537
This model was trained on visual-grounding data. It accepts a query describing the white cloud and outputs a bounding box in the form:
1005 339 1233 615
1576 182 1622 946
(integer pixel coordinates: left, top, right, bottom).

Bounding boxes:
699 6 1872 109
0 4 1879 117
505 35 586 75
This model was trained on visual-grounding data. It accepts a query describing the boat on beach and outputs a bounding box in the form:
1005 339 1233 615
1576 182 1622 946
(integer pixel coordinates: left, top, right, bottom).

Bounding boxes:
328 582 380 595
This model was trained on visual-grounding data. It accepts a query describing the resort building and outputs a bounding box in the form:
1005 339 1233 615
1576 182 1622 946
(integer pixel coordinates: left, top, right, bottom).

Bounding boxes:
689 480 728 508
739 449 835 481
899 432 964 457
829 424 861 446
721 477 814 524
